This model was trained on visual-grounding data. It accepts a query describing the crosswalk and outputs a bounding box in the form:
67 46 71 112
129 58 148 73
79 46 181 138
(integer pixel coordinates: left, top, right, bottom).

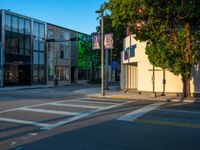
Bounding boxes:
0 98 131 130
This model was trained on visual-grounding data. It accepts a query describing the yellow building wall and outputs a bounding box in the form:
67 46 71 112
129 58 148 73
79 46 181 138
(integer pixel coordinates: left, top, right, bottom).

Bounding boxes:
121 35 200 94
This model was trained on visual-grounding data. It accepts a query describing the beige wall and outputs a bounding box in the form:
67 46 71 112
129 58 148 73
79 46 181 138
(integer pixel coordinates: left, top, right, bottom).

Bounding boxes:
47 24 72 86
121 35 200 95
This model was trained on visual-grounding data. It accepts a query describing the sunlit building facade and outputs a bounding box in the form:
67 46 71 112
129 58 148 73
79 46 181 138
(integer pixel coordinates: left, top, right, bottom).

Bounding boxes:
0 9 89 87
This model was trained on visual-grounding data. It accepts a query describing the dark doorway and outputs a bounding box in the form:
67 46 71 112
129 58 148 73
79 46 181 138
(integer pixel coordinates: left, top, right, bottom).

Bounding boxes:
4 64 31 86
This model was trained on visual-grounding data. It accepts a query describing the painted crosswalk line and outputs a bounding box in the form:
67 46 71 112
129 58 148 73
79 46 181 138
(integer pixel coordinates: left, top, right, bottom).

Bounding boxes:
117 102 165 122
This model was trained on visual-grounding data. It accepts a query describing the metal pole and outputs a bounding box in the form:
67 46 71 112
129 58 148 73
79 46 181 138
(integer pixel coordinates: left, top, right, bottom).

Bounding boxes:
161 68 166 96
110 49 112 86
152 65 156 97
105 48 109 90
101 12 105 96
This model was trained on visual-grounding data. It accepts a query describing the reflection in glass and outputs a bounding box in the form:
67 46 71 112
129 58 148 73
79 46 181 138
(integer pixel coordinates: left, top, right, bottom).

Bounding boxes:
33 37 39 50
12 16 18 32
39 24 45 38
5 14 11 31
25 20 31 35
19 18 25 34
39 53 44 64
33 52 39 64
33 22 39 37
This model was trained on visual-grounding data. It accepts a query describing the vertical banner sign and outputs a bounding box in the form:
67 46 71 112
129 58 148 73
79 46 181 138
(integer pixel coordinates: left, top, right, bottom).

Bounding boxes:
92 35 101 50
104 33 113 49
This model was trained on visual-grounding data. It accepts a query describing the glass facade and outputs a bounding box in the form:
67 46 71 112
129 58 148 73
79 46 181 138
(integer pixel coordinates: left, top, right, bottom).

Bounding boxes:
3 12 46 86
60 31 70 59
4 13 32 86
33 21 46 84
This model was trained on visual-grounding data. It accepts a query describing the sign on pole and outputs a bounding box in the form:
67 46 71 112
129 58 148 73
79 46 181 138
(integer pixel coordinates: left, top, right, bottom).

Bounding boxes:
92 35 101 50
104 33 113 49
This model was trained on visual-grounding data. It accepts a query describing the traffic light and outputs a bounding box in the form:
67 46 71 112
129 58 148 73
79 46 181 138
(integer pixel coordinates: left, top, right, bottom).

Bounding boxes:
70 37 80 41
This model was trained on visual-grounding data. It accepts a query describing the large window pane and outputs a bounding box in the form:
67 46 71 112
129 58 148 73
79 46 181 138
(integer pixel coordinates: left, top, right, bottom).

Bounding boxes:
19 18 25 34
25 36 30 49
33 22 39 37
39 38 44 51
33 37 39 50
12 16 18 32
39 24 45 38
5 14 11 31
25 20 31 35
48 29 54 39
19 36 24 55
39 53 44 64
33 52 39 64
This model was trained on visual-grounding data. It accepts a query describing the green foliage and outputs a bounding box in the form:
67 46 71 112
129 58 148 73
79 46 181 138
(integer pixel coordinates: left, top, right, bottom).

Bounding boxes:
108 0 200 80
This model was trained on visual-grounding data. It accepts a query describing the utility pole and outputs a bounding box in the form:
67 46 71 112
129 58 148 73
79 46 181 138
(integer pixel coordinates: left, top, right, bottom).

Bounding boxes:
96 6 105 96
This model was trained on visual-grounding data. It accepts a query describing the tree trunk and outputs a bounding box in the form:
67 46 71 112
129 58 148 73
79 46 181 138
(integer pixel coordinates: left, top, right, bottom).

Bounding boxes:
182 76 191 99
184 21 192 99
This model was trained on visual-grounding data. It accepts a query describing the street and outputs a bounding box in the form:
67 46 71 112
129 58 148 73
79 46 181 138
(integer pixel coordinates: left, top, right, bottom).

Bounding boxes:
0 85 200 150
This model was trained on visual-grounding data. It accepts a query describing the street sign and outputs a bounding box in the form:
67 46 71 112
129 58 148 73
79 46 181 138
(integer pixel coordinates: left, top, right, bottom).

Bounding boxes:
104 33 113 49
92 35 101 50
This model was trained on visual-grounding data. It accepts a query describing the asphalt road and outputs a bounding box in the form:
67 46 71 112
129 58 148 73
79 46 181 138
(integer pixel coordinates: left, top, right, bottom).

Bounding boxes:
0 86 200 150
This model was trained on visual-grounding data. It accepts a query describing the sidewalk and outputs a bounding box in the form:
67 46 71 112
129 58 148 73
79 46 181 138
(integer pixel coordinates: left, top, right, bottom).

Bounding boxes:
73 86 199 103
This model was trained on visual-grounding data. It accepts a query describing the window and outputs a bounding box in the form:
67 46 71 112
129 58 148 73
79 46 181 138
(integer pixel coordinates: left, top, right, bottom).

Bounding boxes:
33 52 39 64
59 67 70 81
48 29 54 39
19 35 24 55
33 22 39 37
60 31 70 59
39 53 44 64
12 16 18 32
19 18 25 34
47 30 54 80
5 14 11 31
25 20 31 35
39 24 45 38
33 37 39 50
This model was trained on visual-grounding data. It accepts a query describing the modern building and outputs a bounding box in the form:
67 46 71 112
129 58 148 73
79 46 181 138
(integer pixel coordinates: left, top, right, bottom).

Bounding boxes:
0 9 90 87
120 31 200 96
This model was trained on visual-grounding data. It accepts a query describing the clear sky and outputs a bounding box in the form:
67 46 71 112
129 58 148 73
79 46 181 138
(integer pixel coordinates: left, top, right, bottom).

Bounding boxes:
0 0 108 34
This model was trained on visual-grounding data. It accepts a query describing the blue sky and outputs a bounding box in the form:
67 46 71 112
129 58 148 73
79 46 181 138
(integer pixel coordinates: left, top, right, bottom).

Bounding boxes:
0 0 108 34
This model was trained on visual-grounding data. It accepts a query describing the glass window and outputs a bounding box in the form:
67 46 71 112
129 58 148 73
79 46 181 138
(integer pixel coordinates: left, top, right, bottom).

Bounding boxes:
19 36 24 55
25 49 30 56
48 29 54 39
39 24 45 38
65 68 70 80
33 22 39 37
39 38 44 51
5 14 11 31
12 16 18 32
33 37 39 50
33 66 39 83
33 52 39 64
25 36 30 49
64 46 70 59
19 18 25 34
39 53 44 64
25 20 31 35
60 31 70 40
59 67 65 81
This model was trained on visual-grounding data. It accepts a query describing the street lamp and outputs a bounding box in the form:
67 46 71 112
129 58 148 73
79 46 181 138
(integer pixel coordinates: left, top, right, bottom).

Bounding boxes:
96 6 105 96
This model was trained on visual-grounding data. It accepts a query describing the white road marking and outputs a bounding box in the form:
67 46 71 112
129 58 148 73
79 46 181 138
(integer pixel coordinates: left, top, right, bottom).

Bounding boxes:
42 100 135 130
18 107 80 116
70 99 119 105
0 98 79 114
117 102 166 122
80 97 127 103
48 103 104 109
0 117 50 127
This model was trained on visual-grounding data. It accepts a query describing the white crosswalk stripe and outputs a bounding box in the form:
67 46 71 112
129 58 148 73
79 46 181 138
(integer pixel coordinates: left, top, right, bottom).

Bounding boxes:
0 98 132 130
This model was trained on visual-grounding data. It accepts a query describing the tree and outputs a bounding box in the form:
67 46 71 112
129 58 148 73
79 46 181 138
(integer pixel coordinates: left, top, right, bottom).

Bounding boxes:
78 33 101 83
108 0 200 98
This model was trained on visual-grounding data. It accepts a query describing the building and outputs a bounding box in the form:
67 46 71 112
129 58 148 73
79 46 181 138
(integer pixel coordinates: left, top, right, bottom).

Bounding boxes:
120 33 200 96
0 9 90 87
